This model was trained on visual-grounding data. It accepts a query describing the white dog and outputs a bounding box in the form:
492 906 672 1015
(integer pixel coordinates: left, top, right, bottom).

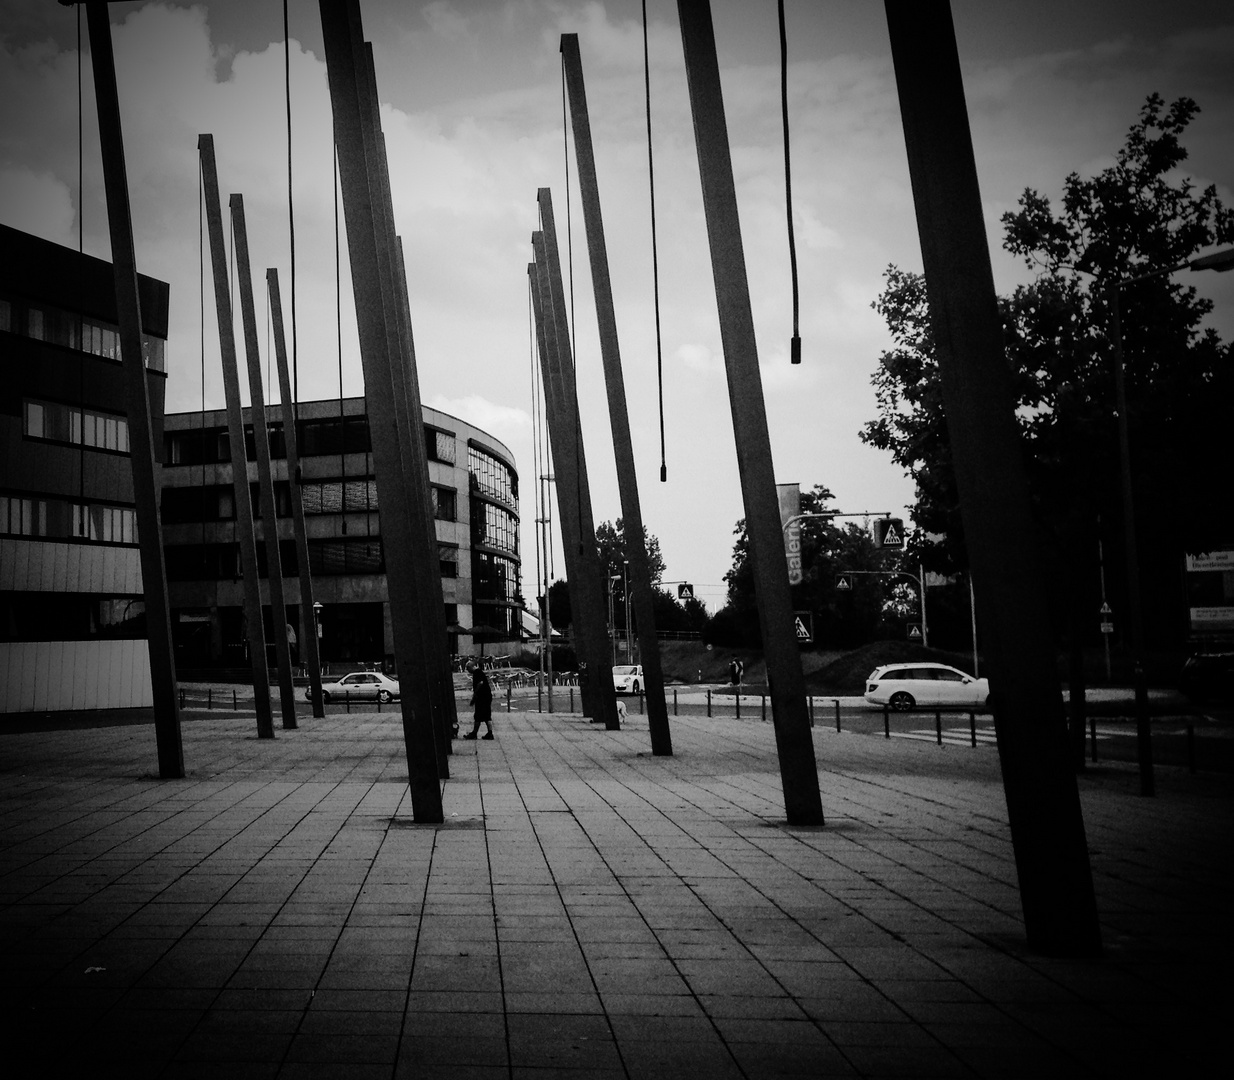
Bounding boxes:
615 699 627 725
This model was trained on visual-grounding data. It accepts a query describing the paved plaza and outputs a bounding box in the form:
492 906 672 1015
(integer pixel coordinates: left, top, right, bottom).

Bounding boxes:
0 698 1228 1078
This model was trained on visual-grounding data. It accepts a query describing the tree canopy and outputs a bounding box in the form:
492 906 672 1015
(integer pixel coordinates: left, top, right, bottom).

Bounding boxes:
862 94 1234 650
717 484 905 648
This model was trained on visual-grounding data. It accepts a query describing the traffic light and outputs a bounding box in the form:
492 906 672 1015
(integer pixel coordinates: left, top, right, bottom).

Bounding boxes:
873 517 905 549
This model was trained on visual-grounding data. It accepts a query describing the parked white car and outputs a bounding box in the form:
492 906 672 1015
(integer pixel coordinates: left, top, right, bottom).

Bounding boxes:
305 671 401 704
864 662 989 712
612 664 644 694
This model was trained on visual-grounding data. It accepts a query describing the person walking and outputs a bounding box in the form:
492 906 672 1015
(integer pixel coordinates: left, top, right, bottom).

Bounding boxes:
463 664 494 740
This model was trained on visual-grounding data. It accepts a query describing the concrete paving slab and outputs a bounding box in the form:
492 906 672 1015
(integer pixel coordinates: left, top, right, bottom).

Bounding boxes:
0 702 1228 1077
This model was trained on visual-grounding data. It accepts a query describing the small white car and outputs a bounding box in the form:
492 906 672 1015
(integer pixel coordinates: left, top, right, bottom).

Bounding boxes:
865 662 989 712
305 671 401 704
612 664 644 695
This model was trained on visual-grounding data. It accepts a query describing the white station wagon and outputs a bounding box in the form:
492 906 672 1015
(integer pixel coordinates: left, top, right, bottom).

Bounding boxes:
865 662 990 712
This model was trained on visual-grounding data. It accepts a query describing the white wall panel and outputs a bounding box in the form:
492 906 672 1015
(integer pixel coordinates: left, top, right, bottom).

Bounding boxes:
0 640 153 712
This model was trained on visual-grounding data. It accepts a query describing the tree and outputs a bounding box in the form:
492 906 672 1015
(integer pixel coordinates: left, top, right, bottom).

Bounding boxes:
721 484 901 647
595 519 666 585
862 94 1234 659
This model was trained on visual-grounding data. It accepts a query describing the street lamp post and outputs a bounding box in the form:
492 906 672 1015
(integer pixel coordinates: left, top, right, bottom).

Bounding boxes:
1102 246 1234 798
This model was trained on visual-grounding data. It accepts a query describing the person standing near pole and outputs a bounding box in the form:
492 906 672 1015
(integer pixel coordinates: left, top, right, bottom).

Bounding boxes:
463 664 494 740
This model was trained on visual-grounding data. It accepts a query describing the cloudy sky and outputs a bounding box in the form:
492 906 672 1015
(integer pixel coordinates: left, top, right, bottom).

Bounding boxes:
3 1 1232 612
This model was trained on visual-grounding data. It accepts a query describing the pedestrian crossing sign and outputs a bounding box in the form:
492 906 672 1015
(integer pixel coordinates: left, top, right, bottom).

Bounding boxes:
907 623 922 640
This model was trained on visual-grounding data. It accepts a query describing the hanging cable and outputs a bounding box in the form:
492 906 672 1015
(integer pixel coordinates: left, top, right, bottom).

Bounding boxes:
779 0 801 364
642 1 668 481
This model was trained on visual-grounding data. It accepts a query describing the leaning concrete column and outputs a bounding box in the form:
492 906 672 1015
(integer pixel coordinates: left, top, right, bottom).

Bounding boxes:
885 0 1099 955
561 34 672 756
231 195 297 730
677 0 822 824
319 0 443 818
268 269 325 718
532 201 620 731
529 254 591 705
85 3 183 777
198 134 274 741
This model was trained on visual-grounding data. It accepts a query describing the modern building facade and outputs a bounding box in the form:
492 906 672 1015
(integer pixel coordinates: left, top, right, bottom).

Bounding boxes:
0 224 169 712
160 397 522 673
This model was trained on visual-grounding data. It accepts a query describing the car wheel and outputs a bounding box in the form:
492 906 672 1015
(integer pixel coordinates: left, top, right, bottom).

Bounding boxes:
378 689 393 704
632 681 640 694
890 691 915 712
321 690 331 702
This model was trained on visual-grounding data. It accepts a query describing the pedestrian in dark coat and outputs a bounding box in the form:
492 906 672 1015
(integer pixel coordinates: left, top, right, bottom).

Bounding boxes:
463 664 494 740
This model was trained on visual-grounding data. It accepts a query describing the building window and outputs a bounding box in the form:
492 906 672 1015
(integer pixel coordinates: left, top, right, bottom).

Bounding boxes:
439 543 459 578
426 426 456 464
468 443 517 508
301 478 378 515
474 551 519 604
431 486 456 522
0 495 47 537
472 500 518 555
24 398 129 454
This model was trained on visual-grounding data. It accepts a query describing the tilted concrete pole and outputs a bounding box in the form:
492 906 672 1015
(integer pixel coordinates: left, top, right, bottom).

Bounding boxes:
267 269 325 719
231 195 298 730
319 0 444 818
85 3 184 775
533 196 621 732
198 135 274 741
560 33 672 756
885 0 1099 954
676 0 822 824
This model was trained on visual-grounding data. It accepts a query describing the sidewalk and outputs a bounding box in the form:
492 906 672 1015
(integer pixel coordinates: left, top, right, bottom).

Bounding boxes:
0 703 1227 1077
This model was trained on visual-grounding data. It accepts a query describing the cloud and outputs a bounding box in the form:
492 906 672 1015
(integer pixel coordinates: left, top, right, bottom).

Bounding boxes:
0 166 74 245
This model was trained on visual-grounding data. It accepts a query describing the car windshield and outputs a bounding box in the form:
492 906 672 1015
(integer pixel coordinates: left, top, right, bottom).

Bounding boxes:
613 666 638 676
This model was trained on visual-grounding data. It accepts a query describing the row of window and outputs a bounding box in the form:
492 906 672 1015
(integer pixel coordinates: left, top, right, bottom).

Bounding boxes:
473 551 520 604
160 478 462 524
468 444 517 508
24 399 131 454
1 296 165 371
472 499 519 556
163 538 460 581
0 493 137 544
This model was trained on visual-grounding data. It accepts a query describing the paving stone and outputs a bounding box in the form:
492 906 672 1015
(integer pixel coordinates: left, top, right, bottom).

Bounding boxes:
1 704 1226 1078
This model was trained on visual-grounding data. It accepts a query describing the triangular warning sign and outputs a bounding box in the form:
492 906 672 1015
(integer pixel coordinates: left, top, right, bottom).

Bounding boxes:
836 575 851 591
907 624 922 640
882 523 900 546
794 617 810 640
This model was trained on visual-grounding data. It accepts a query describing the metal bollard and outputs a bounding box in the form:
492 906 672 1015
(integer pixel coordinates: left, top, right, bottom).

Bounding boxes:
233 688 237 710
179 688 185 709
507 684 512 712
835 700 841 733
673 688 678 715
569 687 574 711
884 704 890 739
707 689 712 717
1089 715 1098 762
970 712 977 747
761 694 767 722
207 687 212 710
736 692 741 720
346 692 351 714
935 710 942 745
377 695 382 712
640 689 645 715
